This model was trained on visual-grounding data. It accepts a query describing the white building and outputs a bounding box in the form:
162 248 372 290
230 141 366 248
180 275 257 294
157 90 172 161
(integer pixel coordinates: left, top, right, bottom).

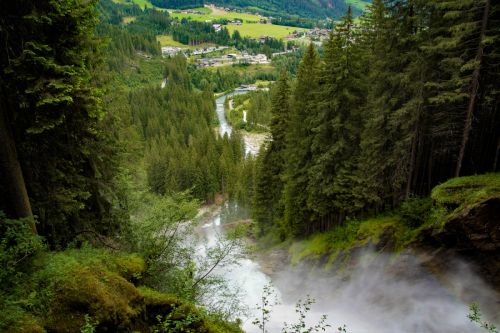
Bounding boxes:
161 47 184 57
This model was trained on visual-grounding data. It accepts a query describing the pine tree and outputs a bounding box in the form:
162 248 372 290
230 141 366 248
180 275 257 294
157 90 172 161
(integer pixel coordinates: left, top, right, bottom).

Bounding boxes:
355 0 391 209
426 0 498 177
252 73 291 236
283 43 319 236
307 7 366 229
0 0 119 244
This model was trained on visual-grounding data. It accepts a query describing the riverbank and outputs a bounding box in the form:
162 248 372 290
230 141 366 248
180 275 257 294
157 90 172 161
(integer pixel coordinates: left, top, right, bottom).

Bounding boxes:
193 171 500 333
248 173 500 326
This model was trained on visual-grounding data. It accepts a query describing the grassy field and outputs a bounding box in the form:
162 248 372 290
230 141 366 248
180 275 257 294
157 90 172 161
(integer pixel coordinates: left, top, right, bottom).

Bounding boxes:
227 23 299 39
114 1 301 39
156 35 188 47
112 0 156 9
170 6 304 39
169 7 262 23
122 16 137 24
156 35 220 50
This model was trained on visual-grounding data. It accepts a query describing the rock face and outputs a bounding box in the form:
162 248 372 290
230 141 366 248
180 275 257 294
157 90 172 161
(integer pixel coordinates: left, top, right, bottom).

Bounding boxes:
420 197 500 290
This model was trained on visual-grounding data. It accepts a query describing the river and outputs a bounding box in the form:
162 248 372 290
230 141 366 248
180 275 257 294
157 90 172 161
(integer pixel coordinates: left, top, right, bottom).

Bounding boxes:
216 88 266 156
201 90 496 333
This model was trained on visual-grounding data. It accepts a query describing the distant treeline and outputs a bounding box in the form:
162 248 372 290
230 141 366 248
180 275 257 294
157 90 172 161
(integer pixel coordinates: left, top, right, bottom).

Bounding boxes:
150 0 204 9
190 65 277 92
212 0 351 19
272 18 316 29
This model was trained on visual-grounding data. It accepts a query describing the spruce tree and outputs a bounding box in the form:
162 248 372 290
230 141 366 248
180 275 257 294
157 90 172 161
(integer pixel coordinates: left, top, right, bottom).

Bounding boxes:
0 0 122 244
426 0 498 177
283 43 319 236
252 73 291 236
307 7 366 229
356 0 391 209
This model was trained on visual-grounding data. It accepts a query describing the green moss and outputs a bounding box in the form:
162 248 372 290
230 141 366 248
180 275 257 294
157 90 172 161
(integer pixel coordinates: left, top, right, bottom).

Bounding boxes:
139 286 180 307
287 174 500 268
432 173 500 214
357 216 398 243
23 248 143 332
288 214 431 267
289 219 364 266
2 246 241 333
45 265 141 332
115 254 146 280
139 287 243 333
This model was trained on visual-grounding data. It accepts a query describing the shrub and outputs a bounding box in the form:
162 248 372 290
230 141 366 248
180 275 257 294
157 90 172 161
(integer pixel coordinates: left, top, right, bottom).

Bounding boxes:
399 197 433 228
0 212 45 286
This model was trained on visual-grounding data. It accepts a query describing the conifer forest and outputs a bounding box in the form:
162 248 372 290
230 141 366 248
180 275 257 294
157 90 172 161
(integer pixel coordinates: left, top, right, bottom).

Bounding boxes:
0 0 499 332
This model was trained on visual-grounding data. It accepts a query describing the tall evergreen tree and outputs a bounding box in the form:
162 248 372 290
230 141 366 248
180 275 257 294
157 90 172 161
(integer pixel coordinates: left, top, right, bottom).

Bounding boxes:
426 0 499 177
356 0 392 209
253 73 290 235
307 7 366 229
0 0 126 245
283 43 319 236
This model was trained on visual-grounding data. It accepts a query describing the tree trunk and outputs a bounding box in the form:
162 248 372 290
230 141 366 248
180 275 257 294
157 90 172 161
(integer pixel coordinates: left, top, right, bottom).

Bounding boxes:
0 105 36 233
455 0 490 177
406 131 417 199
494 137 500 171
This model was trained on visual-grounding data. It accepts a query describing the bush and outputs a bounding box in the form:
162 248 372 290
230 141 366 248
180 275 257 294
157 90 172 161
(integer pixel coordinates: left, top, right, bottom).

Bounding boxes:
0 211 44 286
399 197 433 228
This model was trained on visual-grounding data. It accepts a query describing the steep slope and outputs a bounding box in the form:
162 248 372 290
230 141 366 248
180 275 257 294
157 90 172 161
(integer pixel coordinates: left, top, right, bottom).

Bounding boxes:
285 174 500 289
211 0 366 18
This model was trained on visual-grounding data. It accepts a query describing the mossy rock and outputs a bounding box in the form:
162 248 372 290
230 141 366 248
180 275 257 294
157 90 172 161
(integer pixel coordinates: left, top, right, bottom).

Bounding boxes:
138 286 183 325
115 254 146 281
5 248 242 333
138 287 243 333
432 173 500 213
45 265 142 332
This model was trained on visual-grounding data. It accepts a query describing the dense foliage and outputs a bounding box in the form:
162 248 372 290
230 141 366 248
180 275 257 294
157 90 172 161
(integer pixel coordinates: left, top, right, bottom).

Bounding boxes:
212 0 352 19
252 1 500 237
151 0 204 9
0 0 128 248
124 56 246 201
190 65 277 92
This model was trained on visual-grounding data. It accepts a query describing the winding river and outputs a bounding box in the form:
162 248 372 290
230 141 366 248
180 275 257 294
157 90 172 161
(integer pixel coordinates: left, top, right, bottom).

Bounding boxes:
198 90 496 333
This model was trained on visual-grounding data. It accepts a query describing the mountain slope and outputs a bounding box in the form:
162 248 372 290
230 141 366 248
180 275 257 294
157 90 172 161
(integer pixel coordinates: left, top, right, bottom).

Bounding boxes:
211 0 365 18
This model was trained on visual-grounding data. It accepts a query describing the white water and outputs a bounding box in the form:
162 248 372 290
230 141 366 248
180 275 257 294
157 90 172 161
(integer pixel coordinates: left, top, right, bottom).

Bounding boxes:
215 94 234 137
206 91 498 333
199 216 274 332
200 211 497 333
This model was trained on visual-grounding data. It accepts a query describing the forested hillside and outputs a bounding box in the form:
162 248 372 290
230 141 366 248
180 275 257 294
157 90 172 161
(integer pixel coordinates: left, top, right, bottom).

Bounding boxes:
252 1 500 237
131 58 246 201
151 0 204 9
212 0 353 18
1 0 499 331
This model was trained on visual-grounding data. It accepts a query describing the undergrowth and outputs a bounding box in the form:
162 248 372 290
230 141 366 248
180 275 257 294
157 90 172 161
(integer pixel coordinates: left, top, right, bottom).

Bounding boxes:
287 173 500 268
0 244 242 332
